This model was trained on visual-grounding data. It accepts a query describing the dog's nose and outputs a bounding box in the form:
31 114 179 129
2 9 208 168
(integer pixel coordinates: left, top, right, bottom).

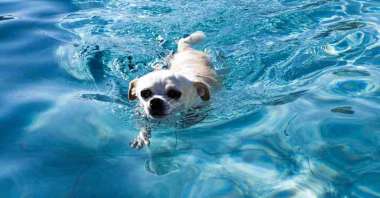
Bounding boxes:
149 98 165 114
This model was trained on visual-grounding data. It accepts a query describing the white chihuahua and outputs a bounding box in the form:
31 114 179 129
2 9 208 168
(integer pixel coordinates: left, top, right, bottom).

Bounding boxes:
128 31 218 149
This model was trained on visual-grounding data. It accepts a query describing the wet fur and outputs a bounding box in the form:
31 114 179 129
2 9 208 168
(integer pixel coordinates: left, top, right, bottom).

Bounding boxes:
128 31 218 149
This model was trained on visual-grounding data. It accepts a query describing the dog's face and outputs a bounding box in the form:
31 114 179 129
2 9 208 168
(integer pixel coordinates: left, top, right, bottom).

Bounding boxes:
128 70 210 119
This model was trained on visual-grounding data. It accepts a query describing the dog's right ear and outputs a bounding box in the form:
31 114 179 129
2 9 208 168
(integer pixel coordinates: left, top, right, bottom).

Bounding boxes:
193 81 210 101
128 79 138 100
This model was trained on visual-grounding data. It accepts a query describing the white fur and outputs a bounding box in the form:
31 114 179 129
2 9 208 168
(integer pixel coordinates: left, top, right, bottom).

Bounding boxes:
128 31 218 149
177 31 206 52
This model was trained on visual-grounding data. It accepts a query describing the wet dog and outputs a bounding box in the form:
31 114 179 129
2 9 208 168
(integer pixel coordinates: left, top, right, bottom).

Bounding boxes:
128 31 218 149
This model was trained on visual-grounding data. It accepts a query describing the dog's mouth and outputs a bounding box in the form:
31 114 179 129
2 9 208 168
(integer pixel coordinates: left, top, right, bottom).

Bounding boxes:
148 110 168 119
151 113 167 119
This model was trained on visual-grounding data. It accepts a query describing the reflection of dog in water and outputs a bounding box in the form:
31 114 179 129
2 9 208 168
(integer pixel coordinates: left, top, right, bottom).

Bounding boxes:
128 31 219 149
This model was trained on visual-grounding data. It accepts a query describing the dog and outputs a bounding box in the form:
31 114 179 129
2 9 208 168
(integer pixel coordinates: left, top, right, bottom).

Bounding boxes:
128 31 218 149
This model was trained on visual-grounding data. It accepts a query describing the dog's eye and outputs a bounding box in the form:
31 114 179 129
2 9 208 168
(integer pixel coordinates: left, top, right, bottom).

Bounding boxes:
140 89 152 99
167 89 181 99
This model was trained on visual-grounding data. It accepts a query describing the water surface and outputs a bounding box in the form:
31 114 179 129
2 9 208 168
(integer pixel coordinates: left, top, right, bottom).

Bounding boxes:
1 0 380 197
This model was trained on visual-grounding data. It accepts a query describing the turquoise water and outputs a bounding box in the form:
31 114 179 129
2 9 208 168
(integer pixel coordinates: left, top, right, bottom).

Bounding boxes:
1 0 380 197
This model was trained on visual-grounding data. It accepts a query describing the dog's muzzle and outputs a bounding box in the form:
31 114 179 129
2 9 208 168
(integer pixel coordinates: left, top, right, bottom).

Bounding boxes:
148 98 167 118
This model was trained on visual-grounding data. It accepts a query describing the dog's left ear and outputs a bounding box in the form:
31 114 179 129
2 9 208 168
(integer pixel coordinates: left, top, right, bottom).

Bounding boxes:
128 79 138 100
193 82 210 101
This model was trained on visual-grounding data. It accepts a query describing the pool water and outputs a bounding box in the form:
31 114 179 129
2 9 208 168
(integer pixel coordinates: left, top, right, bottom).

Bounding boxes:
1 0 380 197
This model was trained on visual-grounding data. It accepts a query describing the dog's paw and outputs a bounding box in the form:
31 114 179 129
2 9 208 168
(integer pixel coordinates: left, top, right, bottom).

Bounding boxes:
129 131 151 149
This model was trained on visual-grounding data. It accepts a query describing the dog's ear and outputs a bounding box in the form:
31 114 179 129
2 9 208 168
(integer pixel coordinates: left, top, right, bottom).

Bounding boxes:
128 79 138 100
193 82 210 101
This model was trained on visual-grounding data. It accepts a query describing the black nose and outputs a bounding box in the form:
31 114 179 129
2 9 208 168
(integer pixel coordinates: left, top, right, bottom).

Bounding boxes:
149 98 165 115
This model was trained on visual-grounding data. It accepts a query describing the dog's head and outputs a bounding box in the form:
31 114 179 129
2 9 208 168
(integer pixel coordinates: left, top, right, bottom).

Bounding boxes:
128 70 210 119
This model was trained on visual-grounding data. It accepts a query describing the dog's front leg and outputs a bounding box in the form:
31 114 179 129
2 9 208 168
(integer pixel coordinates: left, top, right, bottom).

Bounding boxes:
129 126 151 149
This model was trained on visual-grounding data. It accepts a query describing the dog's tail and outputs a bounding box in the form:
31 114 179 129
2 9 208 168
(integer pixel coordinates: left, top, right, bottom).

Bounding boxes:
177 31 205 52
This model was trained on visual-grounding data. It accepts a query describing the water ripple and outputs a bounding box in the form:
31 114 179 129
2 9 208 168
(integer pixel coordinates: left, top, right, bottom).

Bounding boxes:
52 1 380 197
1 0 380 197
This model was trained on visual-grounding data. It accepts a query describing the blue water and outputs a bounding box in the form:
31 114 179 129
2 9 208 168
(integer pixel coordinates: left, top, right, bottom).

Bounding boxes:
1 0 380 197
